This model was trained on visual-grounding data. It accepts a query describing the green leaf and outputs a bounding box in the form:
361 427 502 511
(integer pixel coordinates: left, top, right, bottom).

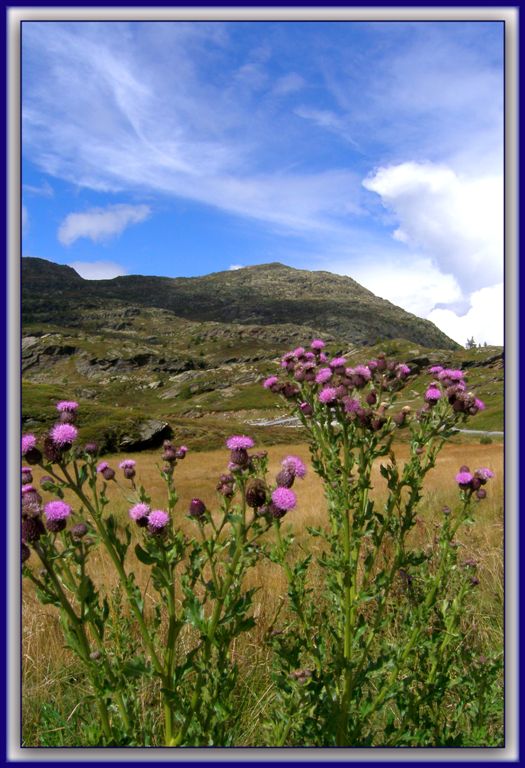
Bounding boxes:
135 543 156 565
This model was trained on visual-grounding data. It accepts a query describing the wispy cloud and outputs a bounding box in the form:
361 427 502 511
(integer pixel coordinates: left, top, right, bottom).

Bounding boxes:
22 180 54 197
68 260 128 280
229 264 244 271
295 106 359 148
273 72 305 95
58 204 151 246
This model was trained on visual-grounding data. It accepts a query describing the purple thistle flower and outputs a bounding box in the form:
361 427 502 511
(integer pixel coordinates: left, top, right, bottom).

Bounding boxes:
22 434 37 453
311 339 326 350
429 365 444 374
263 376 279 389
304 351 316 361
119 458 136 479
44 500 72 521
396 363 411 377
343 397 361 414
292 347 306 358
129 503 151 523
354 365 372 381
425 386 442 403
319 387 338 405
475 467 494 481
175 446 188 459
319 352 328 363
44 500 72 531
147 509 169 533
474 398 485 411
50 423 78 447
226 435 254 450
438 368 465 383
56 400 79 413
329 357 347 370
455 471 473 488
315 367 333 384
271 487 297 512
281 455 307 479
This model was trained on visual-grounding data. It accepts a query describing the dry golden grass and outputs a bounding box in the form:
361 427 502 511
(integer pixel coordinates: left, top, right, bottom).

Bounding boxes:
22 440 503 745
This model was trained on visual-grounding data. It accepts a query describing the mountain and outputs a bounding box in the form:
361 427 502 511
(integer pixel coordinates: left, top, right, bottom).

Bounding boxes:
21 258 502 453
22 258 458 350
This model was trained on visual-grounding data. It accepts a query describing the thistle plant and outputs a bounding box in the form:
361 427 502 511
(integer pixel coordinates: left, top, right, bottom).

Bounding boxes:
21 347 501 747
21 404 303 746
262 341 500 747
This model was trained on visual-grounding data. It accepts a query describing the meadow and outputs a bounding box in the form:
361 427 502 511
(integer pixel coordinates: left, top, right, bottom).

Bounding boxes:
22 438 504 747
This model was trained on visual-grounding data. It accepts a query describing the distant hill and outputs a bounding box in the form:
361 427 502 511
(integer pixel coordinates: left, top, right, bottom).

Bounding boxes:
22 257 458 350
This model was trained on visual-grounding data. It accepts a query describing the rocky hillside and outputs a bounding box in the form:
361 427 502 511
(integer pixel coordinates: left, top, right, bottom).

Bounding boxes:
21 258 503 453
22 258 458 349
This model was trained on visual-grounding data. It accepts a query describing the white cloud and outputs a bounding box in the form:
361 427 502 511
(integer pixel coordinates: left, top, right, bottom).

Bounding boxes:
68 260 128 280
363 162 503 293
362 161 503 346
229 264 244 270
350 256 462 319
58 204 151 246
427 283 503 346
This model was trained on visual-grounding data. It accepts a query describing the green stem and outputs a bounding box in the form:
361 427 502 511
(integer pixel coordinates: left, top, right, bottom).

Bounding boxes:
59 463 164 676
33 543 114 742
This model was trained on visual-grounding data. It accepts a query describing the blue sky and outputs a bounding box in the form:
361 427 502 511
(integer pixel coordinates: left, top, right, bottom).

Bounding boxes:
21 20 504 345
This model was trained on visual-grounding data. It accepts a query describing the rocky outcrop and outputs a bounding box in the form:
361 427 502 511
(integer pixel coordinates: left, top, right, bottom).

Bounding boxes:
119 419 173 450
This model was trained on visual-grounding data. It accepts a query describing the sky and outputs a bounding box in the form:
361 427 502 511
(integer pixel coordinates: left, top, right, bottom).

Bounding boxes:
21 20 504 346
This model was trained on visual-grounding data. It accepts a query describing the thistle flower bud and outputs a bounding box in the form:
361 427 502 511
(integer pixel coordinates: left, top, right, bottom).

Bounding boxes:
43 436 63 463
71 522 89 540
96 462 115 481
245 479 268 509
230 447 249 468
21 516 45 543
275 468 294 488
189 498 206 519
39 475 55 491
21 467 33 485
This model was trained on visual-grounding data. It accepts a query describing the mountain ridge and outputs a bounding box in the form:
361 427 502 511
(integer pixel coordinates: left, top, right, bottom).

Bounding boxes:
22 257 459 350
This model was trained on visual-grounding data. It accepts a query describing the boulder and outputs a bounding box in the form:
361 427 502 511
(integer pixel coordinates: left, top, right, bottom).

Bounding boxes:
119 419 173 451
